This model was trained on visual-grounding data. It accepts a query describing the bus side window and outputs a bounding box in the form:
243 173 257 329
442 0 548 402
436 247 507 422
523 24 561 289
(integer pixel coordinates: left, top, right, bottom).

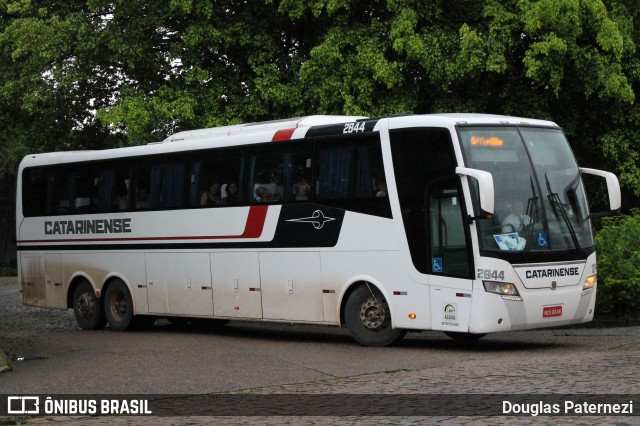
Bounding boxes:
131 159 186 210
22 168 57 217
248 143 312 204
314 134 390 217
53 166 93 214
190 149 246 208
94 163 131 212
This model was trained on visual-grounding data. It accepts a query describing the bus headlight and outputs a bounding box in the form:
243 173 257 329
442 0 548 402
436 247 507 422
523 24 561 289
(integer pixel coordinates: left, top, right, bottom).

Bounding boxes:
483 281 522 301
583 274 597 291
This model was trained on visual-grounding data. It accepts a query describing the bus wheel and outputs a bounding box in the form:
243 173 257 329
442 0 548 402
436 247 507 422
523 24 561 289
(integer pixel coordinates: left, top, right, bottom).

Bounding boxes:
444 331 487 341
72 280 106 330
104 279 135 331
344 284 406 347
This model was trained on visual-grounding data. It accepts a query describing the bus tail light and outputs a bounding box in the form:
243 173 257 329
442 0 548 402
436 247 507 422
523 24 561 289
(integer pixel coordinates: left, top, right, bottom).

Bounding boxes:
483 281 522 301
583 274 597 291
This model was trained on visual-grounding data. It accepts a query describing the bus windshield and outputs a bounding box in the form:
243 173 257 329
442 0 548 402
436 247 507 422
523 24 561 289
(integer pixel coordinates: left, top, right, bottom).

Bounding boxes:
459 126 594 259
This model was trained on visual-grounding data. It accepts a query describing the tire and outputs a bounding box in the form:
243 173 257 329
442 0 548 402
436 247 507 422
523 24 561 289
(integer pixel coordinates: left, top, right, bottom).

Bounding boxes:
344 284 406 347
444 331 487 341
72 280 106 330
104 279 135 331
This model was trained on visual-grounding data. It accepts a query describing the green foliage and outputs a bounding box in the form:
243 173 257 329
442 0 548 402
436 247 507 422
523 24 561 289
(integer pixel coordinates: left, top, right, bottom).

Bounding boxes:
521 0 632 100
600 108 640 197
595 210 640 319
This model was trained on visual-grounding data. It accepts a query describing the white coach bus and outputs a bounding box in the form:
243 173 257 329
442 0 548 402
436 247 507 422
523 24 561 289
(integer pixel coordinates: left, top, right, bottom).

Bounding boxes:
16 114 621 346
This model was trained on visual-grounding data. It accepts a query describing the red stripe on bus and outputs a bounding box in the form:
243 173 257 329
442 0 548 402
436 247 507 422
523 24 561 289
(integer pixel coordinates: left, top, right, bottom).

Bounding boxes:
239 205 268 238
17 205 269 244
272 128 296 142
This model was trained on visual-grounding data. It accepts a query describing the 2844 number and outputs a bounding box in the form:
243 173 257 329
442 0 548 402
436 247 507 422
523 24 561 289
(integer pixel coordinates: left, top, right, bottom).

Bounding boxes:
343 122 366 133
477 269 505 281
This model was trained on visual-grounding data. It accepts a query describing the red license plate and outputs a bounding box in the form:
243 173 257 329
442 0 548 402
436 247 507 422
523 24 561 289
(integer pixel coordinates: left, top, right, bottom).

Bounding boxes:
543 306 563 317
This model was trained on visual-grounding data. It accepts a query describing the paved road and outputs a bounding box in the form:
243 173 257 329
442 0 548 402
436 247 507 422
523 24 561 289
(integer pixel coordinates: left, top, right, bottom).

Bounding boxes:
1 277 640 425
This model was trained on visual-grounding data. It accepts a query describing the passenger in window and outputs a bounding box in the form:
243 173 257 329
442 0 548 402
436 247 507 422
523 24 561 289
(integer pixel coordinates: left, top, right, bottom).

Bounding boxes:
201 180 223 206
501 200 531 233
294 180 310 201
254 186 281 203
376 181 388 198
223 182 239 206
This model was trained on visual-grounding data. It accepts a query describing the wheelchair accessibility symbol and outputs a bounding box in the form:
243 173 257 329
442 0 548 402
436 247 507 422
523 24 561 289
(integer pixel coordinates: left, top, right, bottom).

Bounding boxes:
432 258 443 273
537 232 548 247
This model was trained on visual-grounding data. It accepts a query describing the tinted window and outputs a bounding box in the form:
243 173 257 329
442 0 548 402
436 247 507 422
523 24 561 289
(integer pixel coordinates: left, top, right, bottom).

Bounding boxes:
248 142 312 204
314 134 390 217
22 132 392 218
94 163 131 212
22 168 52 217
132 159 185 210
190 149 245 207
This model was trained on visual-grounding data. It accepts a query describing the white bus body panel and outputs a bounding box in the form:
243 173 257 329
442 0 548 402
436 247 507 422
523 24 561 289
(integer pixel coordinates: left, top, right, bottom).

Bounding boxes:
211 252 262 318
468 253 597 333
429 277 473 333
59 252 147 312
19 254 63 309
322 250 431 330
260 251 324 322
145 252 213 316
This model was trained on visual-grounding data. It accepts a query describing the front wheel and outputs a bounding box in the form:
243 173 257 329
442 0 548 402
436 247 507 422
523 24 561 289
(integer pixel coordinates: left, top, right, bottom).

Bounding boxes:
104 279 135 331
72 280 106 330
344 284 406 347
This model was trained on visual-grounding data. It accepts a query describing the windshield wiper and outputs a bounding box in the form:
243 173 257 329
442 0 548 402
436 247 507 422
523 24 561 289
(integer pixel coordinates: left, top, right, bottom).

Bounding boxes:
545 174 580 250
522 177 540 252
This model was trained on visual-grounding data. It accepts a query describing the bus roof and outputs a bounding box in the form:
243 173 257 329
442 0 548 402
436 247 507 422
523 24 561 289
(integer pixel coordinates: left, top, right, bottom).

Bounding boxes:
163 113 558 144
388 113 558 127
19 114 559 168
162 115 368 143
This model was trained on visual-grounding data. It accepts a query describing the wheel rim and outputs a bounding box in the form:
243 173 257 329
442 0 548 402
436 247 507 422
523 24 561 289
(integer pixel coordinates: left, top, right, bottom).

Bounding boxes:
358 296 387 330
76 293 94 319
110 290 128 320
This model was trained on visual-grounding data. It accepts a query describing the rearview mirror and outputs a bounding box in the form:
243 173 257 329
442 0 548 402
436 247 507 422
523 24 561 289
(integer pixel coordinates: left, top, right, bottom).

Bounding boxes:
579 168 621 216
456 167 494 219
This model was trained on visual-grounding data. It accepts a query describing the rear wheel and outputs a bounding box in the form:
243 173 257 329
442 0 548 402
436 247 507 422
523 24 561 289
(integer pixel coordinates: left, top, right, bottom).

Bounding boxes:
72 280 106 330
344 284 406 347
104 279 135 331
